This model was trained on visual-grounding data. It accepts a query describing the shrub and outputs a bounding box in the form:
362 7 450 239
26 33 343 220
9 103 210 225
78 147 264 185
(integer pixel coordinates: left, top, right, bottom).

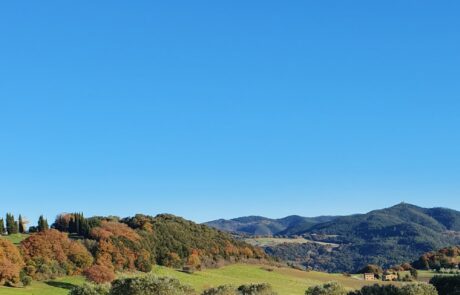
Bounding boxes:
19 270 32 287
164 252 182 268
348 284 400 295
400 283 438 295
0 239 24 286
237 283 277 295
84 264 116 284
70 283 110 295
305 282 347 295
202 285 237 295
430 275 460 295
109 275 195 295
20 275 32 286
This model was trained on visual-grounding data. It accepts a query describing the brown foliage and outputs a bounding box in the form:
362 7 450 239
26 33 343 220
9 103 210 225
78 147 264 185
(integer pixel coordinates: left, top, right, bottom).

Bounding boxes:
164 252 182 268
84 264 115 284
91 221 140 242
90 221 151 272
0 239 24 286
187 251 201 269
20 229 93 279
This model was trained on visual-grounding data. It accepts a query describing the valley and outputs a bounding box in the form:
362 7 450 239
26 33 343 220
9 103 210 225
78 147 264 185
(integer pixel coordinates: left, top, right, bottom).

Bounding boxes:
1 203 460 294
207 203 460 272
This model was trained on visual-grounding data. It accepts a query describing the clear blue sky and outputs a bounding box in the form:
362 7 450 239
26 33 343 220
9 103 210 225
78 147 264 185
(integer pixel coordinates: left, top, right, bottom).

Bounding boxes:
1 1 459 225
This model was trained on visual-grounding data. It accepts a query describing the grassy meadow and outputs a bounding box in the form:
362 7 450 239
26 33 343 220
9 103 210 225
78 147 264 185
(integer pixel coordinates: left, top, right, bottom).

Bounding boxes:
7 264 448 295
0 264 405 295
152 264 401 294
0 233 29 245
0 276 85 295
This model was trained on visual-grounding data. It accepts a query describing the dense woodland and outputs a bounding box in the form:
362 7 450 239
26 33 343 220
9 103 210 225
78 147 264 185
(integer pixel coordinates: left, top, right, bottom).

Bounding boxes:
214 204 460 272
0 212 265 287
411 246 460 270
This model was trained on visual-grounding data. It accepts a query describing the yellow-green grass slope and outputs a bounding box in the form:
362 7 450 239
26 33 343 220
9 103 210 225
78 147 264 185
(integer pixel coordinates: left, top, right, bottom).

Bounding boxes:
0 234 29 245
0 264 402 295
0 276 85 295
153 264 399 294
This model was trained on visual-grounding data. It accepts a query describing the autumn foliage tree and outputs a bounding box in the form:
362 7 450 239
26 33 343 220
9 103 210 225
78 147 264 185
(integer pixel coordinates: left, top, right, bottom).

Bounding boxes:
164 252 182 268
83 264 115 284
20 229 93 280
0 239 24 286
187 250 201 270
90 221 152 272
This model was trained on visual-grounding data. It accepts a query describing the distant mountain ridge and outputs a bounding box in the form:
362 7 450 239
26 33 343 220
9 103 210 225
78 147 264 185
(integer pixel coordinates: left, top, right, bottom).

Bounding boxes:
206 203 460 272
205 215 337 236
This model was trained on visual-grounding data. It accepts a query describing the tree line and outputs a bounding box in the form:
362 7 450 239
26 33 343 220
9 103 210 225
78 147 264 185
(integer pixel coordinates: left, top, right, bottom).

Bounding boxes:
0 213 49 235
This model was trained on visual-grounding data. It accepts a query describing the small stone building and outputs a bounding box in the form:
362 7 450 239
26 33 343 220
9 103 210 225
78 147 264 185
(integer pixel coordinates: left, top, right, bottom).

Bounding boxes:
363 273 376 281
382 272 398 281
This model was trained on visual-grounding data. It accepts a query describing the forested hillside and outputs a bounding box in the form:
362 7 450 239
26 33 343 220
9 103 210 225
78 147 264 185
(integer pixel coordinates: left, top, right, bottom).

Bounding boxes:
210 204 460 273
205 215 337 236
0 212 265 288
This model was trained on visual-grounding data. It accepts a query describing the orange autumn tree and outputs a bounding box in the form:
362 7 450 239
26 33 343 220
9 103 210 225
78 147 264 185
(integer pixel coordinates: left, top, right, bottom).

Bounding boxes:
0 239 24 286
90 221 152 272
20 229 93 280
84 264 116 284
186 249 201 270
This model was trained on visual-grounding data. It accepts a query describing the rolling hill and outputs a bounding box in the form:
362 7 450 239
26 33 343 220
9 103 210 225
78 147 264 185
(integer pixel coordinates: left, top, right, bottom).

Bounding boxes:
207 203 460 272
0 264 403 295
205 215 337 236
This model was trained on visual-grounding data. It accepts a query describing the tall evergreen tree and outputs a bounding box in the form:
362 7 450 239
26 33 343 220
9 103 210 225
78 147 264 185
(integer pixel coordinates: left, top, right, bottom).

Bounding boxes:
18 214 25 234
65 212 88 236
6 213 18 235
38 215 49 232
69 216 75 233
0 218 5 234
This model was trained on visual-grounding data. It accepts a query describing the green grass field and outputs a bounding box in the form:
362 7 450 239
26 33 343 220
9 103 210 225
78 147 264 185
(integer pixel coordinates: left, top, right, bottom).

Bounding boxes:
152 264 399 294
417 270 458 282
0 276 85 295
245 237 339 248
0 234 29 245
0 264 405 295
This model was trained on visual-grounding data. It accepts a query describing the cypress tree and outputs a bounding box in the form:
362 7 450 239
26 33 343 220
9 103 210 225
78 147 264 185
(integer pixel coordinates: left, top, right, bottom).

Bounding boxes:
0 218 5 234
38 215 49 232
18 214 25 234
6 213 18 235
69 216 75 233
6 213 11 234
